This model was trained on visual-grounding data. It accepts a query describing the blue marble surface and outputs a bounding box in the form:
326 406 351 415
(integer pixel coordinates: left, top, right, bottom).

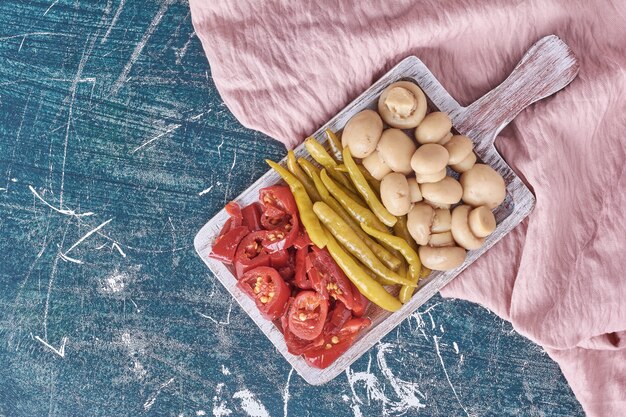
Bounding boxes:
0 1 585 416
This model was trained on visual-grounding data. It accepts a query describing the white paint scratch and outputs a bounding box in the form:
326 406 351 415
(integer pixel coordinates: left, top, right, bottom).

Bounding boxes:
217 137 225 158
0 32 75 43
196 411 206 416
175 32 196 65
453 342 459 354
34 335 67 358
419 302 441 315
43 0 59 16
111 0 173 94
232 390 270 417
221 365 231 376
59 35 93 208
198 185 214 196
58 251 84 264
143 377 175 411
30 187 72 214
30 185 96 217
197 303 232 325
130 123 181 154
427 312 435 330
433 336 469 416
112 242 126 257
101 0 126 43
283 368 294 417
63 218 112 257
376 343 426 414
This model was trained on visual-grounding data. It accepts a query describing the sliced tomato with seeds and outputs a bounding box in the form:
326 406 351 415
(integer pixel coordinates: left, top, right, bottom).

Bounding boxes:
259 185 297 214
309 247 355 310
260 205 290 230
287 291 328 341
209 226 250 264
304 317 372 369
241 202 263 231
234 231 271 278
259 186 299 251
281 300 325 356
238 267 290 320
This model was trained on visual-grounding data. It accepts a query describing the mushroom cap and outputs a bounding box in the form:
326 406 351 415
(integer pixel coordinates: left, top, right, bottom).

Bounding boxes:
411 144 449 175
431 208 451 233
406 177 423 203
415 112 453 144
378 81 427 129
451 205 485 250
468 206 497 237
380 172 411 216
362 150 392 181
420 176 463 205
406 202 434 245
460 164 506 209
423 199 451 209
418 246 467 271
450 151 476 173
341 109 383 158
428 231 455 247
444 135 474 165
438 132 453 145
415 169 446 184
377 129 417 175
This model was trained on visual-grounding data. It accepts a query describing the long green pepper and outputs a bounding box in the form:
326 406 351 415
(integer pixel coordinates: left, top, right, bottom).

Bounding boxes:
286 150 321 202
323 230 403 312
298 158 401 271
343 148 397 227
360 223 423 303
305 137 363 202
320 169 388 232
324 129 343 162
313 202 415 287
266 160 327 248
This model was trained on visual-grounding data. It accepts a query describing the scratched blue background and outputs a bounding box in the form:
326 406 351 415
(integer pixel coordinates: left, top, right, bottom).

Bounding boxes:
0 1 585 416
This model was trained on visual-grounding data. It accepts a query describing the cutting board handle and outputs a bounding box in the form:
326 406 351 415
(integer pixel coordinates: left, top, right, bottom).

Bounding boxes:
458 35 579 143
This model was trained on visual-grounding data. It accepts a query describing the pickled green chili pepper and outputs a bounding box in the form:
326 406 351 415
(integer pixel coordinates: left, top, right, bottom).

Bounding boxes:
304 137 361 199
343 148 397 227
393 215 419 253
313 202 415 287
325 129 343 162
335 163 381 194
266 159 327 248
323 230 403 312
320 169 388 232
286 150 321 202
360 222 424 303
399 264 421 303
299 158 401 270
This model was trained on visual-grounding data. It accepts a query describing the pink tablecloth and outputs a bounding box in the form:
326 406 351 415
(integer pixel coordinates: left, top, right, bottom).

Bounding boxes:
189 0 626 415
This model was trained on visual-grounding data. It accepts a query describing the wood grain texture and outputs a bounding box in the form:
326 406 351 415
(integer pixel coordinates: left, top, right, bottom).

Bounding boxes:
0 1 584 415
195 36 578 385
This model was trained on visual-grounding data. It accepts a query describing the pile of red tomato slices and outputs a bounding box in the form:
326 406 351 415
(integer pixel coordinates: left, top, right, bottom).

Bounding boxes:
209 185 371 368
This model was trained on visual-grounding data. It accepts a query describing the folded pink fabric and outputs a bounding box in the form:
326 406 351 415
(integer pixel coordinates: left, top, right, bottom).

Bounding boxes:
190 0 626 414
